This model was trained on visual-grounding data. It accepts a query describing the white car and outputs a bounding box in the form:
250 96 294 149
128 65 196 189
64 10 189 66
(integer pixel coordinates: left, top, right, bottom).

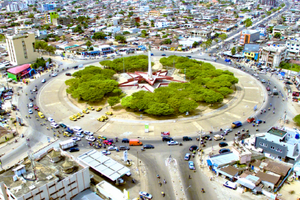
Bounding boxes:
139 191 152 199
28 103 33 108
84 130 93 136
73 126 83 133
41 79 46 83
72 137 81 141
223 129 232 135
50 122 59 128
108 146 118 151
51 73 58 77
76 132 84 138
48 117 55 123
85 136 95 141
102 150 111 155
167 141 179 146
28 109 33 114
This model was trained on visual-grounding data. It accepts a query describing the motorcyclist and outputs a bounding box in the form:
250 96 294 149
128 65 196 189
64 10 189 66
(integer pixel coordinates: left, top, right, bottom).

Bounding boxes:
161 192 165 197
163 179 166 184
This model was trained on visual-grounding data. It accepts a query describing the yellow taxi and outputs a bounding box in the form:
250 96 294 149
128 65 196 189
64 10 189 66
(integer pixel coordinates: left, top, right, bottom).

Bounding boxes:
69 116 77 121
82 109 90 114
105 111 113 115
96 107 103 112
97 115 108 122
87 106 95 110
77 112 84 118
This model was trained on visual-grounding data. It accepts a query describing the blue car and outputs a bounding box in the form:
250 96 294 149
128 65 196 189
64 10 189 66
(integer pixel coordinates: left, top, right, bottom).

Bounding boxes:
256 119 262 124
188 161 195 170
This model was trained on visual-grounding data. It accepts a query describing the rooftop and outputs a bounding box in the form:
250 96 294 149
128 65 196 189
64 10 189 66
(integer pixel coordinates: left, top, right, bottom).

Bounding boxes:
0 149 83 198
267 127 287 138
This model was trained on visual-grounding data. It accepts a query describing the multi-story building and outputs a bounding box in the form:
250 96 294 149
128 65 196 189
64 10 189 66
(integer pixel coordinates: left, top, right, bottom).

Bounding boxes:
0 148 90 200
286 38 300 58
243 44 260 61
256 24 267 37
261 44 286 68
255 127 300 162
259 0 276 6
273 25 289 35
6 33 38 66
155 21 171 28
239 30 260 45
45 11 59 25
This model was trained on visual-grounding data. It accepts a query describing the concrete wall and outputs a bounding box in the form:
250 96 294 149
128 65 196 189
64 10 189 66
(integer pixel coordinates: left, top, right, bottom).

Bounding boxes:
255 137 287 158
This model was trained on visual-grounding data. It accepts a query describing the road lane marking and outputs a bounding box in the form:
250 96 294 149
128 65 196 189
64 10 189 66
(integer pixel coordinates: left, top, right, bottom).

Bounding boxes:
243 87 259 89
225 112 240 119
193 121 204 130
44 102 62 107
242 99 258 104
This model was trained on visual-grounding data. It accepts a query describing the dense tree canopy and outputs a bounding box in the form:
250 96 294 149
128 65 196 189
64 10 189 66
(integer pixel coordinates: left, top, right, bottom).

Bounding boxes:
121 56 239 115
65 66 118 102
100 55 153 73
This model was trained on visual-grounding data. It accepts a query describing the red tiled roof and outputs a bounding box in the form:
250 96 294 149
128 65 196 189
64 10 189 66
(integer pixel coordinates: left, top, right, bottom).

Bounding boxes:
7 64 31 74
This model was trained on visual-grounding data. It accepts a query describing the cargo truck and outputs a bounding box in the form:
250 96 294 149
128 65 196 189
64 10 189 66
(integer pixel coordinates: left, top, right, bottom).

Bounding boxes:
59 139 77 150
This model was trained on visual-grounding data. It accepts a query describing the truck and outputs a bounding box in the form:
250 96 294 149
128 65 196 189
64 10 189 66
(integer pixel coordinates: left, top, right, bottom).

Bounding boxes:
59 139 77 150
129 139 143 146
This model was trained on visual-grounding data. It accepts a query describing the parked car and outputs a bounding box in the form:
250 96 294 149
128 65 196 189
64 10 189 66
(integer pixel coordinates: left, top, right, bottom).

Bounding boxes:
266 86 270 91
223 181 237 190
72 137 81 141
76 132 84 138
188 161 195 170
219 142 228 147
219 148 230 154
102 150 111 155
48 117 55 123
69 147 80 152
28 103 34 108
247 117 255 123
167 141 179 146
65 73 72 76
223 129 232 134
84 131 93 136
33 105 39 111
85 136 95 141
161 54 166 56
162 136 173 142
108 146 118 151
122 138 129 143
183 136 192 141
143 144 154 149
184 153 191 161
256 119 263 124
231 121 242 128
50 122 59 128
119 146 130 150
189 145 198 151
51 73 58 77
59 123 67 128
139 191 152 199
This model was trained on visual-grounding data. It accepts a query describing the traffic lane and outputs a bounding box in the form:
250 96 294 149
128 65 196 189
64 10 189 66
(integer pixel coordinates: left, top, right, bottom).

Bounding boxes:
136 148 176 200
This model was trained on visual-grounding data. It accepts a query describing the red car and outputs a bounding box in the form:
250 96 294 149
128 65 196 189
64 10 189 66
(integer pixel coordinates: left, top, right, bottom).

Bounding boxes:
266 87 270 91
103 140 112 145
33 105 39 111
247 117 255 123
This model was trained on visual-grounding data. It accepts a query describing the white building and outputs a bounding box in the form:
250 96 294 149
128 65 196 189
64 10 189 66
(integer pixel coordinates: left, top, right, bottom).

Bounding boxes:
24 0 35 5
0 148 90 200
155 21 171 28
6 33 39 66
286 38 300 59
261 45 287 68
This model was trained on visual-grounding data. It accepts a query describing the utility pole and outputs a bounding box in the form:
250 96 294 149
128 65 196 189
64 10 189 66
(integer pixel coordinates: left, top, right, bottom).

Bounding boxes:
123 55 125 73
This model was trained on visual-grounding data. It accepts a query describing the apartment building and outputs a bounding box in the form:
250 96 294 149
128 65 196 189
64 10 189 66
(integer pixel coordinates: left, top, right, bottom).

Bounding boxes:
273 25 289 35
286 38 300 58
255 127 300 162
239 30 260 45
261 45 286 68
0 148 90 200
6 33 38 66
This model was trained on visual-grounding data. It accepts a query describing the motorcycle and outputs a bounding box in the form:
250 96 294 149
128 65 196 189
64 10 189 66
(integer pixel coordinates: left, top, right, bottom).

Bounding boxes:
201 188 205 193
161 192 165 197
141 148 145 151
157 174 160 179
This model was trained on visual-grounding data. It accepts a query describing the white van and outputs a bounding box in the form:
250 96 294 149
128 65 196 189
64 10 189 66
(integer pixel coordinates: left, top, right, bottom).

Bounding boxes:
223 181 237 190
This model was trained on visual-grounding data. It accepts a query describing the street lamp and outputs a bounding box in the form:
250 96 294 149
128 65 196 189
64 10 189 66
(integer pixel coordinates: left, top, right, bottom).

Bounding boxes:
184 185 191 193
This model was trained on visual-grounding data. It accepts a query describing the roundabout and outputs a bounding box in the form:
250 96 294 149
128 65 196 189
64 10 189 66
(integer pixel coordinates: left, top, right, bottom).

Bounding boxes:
1 51 289 200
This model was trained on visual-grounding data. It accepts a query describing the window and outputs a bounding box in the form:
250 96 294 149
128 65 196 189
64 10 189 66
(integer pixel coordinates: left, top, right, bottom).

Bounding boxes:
49 183 55 188
35 191 43 195
60 194 66 198
67 181 76 186
25 196 33 200
270 146 275 150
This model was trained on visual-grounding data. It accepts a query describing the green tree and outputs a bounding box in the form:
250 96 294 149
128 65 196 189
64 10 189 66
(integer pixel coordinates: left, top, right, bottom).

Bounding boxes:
135 22 140 27
115 35 126 43
73 25 83 33
162 39 172 44
267 26 273 33
93 32 106 40
145 103 174 115
244 18 252 27
121 96 133 107
123 31 130 35
71 10 76 13
219 33 227 41
192 41 199 48
231 47 236 55
237 46 244 53
57 8 61 12
33 7 37 12
57 25 62 29
266 11 271 16
293 114 300 126
128 11 134 17
143 22 148 26
274 32 281 38
108 96 120 107
178 99 198 114
86 40 92 47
